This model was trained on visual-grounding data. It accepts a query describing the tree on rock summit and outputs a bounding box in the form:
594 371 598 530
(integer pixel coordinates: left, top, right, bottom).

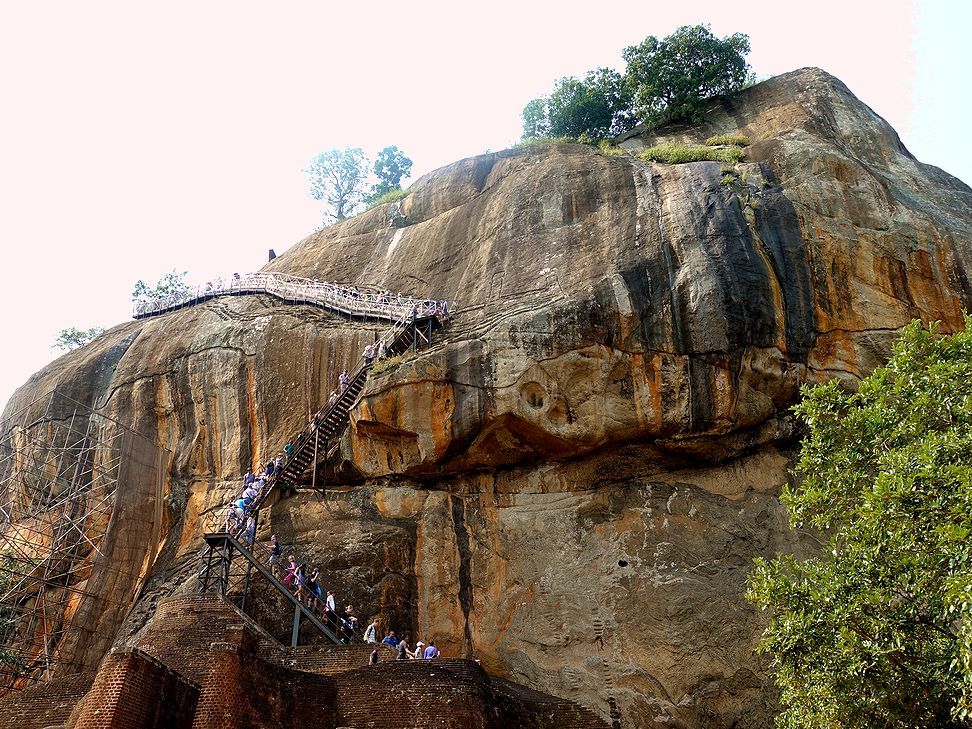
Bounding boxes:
304 147 370 223
368 145 413 204
521 68 634 141
623 24 751 129
521 24 751 141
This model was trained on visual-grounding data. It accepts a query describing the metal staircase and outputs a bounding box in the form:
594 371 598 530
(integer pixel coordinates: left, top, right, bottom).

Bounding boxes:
197 532 347 646
198 306 446 645
275 310 437 490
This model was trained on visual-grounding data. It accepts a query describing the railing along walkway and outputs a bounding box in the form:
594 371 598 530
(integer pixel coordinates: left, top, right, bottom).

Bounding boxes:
198 532 346 646
133 271 448 323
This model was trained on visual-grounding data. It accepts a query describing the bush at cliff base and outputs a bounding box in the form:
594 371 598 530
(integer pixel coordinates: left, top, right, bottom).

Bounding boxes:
747 316 972 729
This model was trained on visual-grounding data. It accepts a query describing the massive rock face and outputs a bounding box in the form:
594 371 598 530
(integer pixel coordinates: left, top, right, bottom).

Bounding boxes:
3 68 971 727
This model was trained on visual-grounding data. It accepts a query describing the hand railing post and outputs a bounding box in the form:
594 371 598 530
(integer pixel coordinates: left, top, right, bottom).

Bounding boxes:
291 603 302 647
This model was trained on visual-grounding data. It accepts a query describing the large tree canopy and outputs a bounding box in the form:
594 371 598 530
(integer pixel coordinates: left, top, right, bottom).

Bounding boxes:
520 25 750 142
369 145 413 203
304 147 369 223
623 24 751 128
521 68 634 141
747 318 972 728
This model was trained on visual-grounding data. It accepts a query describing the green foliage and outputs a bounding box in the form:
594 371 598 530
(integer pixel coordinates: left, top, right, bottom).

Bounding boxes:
132 269 189 302
623 24 751 129
705 133 751 147
304 147 369 223
746 317 972 728
370 187 410 208
370 354 404 375
514 135 577 147
597 139 626 157
369 146 413 204
53 326 106 351
519 24 751 143
639 143 743 165
521 68 635 142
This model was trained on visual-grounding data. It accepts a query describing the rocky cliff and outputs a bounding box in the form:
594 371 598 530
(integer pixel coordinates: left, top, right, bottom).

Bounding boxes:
4 68 971 728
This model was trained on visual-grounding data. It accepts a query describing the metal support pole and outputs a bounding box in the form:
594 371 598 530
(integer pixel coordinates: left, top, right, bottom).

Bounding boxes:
199 546 214 592
219 540 232 596
291 603 302 647
412 310 417 351
240 560 254 611
311 428 319 491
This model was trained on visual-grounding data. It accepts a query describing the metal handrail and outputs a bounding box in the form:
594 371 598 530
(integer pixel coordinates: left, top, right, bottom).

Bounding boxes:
132 271 450 322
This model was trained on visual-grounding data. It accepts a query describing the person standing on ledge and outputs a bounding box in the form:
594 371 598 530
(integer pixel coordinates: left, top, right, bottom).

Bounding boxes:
363 618 378 644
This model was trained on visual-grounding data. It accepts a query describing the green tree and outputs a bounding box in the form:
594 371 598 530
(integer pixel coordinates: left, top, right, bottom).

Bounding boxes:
53 326 106 351
304 147 369 222
747 318 972 728
369 145 413 203
521 97 549 139
623 24 751 129
521 68 634 142
131 269 189 302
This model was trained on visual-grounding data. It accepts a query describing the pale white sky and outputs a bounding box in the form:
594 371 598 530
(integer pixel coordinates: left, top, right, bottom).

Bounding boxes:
1 0 968 410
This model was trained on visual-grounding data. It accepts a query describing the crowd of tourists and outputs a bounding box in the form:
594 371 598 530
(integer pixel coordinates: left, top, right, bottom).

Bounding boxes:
263 533 363 643
211 363 381 644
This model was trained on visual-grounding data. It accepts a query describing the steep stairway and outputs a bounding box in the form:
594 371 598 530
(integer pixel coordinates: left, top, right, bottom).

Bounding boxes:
275 310 434 489
198 297 447 649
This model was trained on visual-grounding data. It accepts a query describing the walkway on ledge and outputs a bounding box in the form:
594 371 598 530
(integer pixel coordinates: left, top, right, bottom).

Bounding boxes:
133 271 447 322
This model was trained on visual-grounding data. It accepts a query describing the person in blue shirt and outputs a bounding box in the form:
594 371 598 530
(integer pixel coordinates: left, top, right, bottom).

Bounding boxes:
381 631 397 647
424 641 439 659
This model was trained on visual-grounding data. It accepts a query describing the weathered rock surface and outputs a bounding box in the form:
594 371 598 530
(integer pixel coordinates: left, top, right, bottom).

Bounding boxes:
3 68 972 727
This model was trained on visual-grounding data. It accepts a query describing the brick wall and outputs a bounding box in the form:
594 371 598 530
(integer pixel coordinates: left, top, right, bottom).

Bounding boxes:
68 648 198 729
190 643 338 729
270 642 398 675
330 659 607 729
0 671 95 729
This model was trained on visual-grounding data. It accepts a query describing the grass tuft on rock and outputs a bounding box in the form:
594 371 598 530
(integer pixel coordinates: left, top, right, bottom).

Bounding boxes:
705 133 751 147
370 354 405 375
639 143 744 165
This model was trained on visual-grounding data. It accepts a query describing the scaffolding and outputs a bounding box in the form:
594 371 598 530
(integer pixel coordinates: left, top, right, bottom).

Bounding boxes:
0 389 165 694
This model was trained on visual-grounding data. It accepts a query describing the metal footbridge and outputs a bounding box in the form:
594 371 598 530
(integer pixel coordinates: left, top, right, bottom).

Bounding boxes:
133 271 446 323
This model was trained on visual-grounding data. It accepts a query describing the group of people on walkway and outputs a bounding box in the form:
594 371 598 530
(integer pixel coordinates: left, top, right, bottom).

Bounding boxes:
367 628 441 664
262 534 361 643
202 304 453 651
134 270 451 323
222 459 282 537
